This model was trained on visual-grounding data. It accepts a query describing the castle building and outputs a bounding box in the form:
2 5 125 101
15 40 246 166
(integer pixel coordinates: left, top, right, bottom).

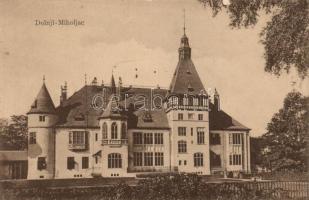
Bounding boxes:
27 31 251 179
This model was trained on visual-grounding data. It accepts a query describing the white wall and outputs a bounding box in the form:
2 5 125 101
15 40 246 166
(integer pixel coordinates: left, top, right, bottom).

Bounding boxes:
27 114 57 179
167 110 210 175
54 128 101 179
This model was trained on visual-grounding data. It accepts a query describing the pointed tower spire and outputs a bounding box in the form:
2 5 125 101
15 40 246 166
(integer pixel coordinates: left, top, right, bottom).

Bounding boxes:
183 9 186 35
110 73 116 95
28 81 56 114
168 14 205 95
178 10 191 61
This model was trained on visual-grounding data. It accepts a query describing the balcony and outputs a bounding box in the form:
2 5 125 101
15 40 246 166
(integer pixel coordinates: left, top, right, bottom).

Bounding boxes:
166 103 209 112
68 143 88 150
129 166 179 173
102 139 128 146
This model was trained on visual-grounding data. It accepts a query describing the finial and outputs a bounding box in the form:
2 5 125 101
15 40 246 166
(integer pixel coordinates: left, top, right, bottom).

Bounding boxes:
43 75 45 83
183 9 186 35
84 74 87 85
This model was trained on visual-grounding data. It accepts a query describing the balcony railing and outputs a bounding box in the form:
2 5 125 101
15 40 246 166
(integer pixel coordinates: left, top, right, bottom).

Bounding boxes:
166 103 209 111
102 139 128 146
68 143 88 150
129 166 179 173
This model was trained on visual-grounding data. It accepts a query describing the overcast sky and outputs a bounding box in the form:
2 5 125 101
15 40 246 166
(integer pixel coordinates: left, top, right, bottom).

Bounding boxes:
0 0 308 136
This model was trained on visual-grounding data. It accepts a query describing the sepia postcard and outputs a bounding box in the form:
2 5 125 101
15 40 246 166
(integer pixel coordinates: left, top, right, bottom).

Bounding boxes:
0 0 308 199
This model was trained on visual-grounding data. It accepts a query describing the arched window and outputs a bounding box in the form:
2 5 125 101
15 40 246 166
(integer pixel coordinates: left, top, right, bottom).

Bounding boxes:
108 153 122 168
102 122 107 139
111 122 118 139
198 96 203 106
121 123 127 139
178 140 187 153
194 153 203 167
188 96 194 106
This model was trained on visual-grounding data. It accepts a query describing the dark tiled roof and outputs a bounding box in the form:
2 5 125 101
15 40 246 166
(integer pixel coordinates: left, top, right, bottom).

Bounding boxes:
28 83 56 114
56 85 103 128
56 85 169 129
209 103 250 131
127 109 170 130
169 58 205 95
0 151 27 161
55 85 249 131
99 97 126 120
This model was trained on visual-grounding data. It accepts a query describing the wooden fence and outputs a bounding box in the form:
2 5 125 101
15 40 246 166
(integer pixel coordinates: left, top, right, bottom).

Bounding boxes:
210 181 309 199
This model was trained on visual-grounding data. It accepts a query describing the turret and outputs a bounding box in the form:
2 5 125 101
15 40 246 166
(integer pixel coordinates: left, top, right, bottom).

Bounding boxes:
99 96 128 177
27 78 57 179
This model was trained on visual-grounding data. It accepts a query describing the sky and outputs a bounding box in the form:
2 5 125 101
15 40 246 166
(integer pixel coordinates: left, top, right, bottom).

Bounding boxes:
0 0 308 137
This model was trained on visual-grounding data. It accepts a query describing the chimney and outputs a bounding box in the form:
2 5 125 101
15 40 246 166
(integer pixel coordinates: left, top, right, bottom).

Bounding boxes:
117 77 122 97
91 77 98 86
60 82 67 106
214 88 220 111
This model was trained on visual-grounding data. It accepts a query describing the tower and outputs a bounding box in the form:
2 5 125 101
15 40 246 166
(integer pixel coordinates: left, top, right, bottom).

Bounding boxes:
98 76 128 177
166 25 210 175
27 78 57 179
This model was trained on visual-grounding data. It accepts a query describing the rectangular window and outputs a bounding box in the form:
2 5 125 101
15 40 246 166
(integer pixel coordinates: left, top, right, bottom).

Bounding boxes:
194 153 204 167
133 132 143 145
37 157 46 170
230 133 242 145
210 133 221 145
198 114 203 120
133 152 143 166
154 133 163 144
184 160 187 165
95 133 98 141
229 154 242 165
144 152 153 166
69 131 88 145
39 115 45 122
144 133 153 144
188 113 194 120
67 157 75 170
179 160 182 165
178 141 187 153
197 128 205 144
155 152 164 166
29 132 36 144
82 157 89 169
178 113 183 120
178 127 186 136
191 128 193 136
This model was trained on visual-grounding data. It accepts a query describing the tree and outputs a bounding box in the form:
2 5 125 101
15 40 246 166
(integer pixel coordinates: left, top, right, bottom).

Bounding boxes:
260 91 308 172
198 0 309 79
0 115 28 150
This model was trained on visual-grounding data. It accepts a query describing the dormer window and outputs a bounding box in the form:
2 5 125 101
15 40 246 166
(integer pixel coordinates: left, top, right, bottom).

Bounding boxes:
143 111 152 122
74 113 85 121
31 100 37 108
39 115 45 122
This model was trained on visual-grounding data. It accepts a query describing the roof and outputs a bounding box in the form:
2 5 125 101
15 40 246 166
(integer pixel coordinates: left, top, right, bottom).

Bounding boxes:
0 151 27 161
56 85 169 129
209 103 250 131
28 83 56 114
99 97 126 120
128 110 170 130
168 33 205 95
